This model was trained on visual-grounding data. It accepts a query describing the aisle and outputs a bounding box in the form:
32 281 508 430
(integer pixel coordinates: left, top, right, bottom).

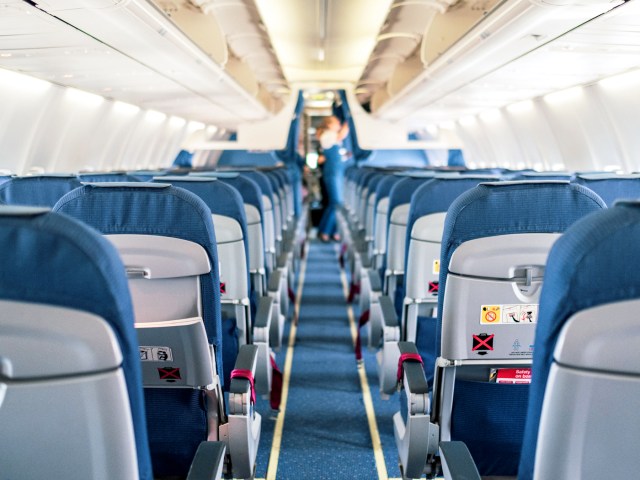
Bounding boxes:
272 240 378 479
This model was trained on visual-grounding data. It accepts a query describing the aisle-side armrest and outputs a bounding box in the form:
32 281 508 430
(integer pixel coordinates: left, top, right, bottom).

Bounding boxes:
381 295 399 330
398 342 429 400
379 295 401 395
439 441 481 480
228 344 259 415
186 441 226 480
367 269 382 294
253 296 274 336
267 269 283 293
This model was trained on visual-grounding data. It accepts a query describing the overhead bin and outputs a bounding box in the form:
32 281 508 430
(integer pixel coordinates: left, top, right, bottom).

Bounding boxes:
372 0 623 119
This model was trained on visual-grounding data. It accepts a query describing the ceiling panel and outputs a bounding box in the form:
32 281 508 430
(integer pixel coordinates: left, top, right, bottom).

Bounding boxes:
255 0 393 85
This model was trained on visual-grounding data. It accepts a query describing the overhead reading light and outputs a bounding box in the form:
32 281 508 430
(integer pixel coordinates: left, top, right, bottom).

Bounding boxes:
188 121 206 131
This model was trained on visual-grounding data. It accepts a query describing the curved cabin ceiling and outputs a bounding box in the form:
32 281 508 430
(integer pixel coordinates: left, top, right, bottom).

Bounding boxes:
254 0 394 85
0 0 637 139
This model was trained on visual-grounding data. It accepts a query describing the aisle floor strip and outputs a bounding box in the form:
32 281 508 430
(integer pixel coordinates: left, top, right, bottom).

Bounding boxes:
337 247 390 480
264 251 308 480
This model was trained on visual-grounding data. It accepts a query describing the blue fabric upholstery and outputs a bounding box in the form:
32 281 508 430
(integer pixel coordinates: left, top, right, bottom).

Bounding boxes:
415 315 437 386
239 171 276 209
384 174 438 313
53 183 227 478
363 150 429 168
53 183 225 377
0 206 152 480
144 388 207 477
437 181 605 355
373 175 402 211
404 175 500 280
128 170 168 182
190 172 265 222
152 176 251 294
0 175 82 207
519 201 640 479
434 181 605 476
217 149 280 167
452 381 529 475
386 174 436 220
78 172 139 183
364 173 387 201
573 174 640 206
516 172 572 181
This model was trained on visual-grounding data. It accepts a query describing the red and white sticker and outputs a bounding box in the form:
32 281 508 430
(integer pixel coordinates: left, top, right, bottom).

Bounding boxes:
495 368 531 384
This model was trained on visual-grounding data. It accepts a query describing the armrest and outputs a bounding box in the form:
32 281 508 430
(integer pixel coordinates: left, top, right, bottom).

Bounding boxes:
380 295 399 329
398 342 429 397
228 344 259 415
367 269 382 293
186 441 226 480
276 251 288 269
253 296 274 332
439 441 481 480
267 269 283 293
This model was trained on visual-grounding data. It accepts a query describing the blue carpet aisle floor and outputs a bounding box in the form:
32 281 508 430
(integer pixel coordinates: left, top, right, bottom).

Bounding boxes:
251 240 405 479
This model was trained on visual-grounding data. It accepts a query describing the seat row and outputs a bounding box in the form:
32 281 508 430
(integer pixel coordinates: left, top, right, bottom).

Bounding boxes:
338 165 640 479
0 167 307 479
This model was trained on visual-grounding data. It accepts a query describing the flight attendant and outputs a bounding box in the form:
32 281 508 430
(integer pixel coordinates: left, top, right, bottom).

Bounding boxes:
317 115 349 242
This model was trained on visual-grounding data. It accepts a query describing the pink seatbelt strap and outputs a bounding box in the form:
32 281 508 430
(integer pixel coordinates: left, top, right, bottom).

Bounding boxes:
397 353 423 383
230 369 256 404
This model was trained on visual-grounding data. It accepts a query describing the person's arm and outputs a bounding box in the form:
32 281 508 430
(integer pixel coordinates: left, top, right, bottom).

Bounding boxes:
337 122 350 141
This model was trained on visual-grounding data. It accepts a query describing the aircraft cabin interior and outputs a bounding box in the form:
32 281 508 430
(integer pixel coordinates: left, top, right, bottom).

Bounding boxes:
1 0 640 479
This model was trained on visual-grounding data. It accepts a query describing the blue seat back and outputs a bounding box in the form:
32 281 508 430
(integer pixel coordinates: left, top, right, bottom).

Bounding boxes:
0 175 82 207
435 181 605 475
573 173 640 206
53 183 224 374
519 200 640 479
154 176 250 297
402 175 499 377
54 183 227 476
78 172 139 182
0 205 152 480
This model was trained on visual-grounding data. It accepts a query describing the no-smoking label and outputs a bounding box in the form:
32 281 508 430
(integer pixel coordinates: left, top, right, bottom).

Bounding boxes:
480 304 538 325
481 305 501 324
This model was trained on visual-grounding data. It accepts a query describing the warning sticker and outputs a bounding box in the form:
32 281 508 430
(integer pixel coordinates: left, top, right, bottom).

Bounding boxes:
480 304 538 325
428 281 439 294
139 346 173 362
157 367 181 381
432 259 440 275
472 333 494 355
481 305 501 324
493 368 532 384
